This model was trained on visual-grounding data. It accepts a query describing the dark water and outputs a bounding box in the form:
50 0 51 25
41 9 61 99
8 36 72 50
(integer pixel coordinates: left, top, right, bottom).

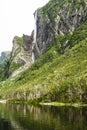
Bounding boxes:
0 104 87 130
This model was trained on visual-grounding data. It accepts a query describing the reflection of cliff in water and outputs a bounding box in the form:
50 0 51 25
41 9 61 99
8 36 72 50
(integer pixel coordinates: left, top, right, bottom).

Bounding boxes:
0 118 12 130
0 104 27 130
0 104 87 130
16 106 87 130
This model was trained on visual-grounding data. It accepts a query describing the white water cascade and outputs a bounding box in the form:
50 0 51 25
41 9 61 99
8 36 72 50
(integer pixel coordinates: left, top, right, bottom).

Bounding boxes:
33 11 37 44
32 11 40 62
31 11 37 63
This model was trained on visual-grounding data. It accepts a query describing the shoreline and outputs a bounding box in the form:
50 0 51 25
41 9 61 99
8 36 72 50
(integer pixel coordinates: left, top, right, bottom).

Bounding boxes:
39 102 87 107
0 99 87 107
0 100 7 104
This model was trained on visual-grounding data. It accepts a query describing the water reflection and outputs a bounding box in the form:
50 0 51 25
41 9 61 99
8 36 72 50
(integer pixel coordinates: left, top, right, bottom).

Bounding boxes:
0 118 12 130
0 103 87 130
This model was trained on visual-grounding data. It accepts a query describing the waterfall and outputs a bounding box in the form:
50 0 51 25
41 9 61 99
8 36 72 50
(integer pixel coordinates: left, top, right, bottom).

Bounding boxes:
33 11 37 44
32 10 41 62
31 11 37 63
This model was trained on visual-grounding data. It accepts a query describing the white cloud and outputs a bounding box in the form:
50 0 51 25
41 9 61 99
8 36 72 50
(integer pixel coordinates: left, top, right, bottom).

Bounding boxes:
0 0 49 54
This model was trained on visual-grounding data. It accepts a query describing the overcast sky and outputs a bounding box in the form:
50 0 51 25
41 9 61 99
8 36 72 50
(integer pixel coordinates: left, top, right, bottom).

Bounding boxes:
0 0 49 54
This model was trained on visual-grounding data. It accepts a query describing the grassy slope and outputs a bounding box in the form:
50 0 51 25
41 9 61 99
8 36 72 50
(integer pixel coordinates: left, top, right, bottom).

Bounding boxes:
0 20 87 103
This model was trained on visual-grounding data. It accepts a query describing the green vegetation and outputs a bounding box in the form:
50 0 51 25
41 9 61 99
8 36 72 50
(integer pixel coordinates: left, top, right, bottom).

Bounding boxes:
0 0 87 104
9 62 22 74
14 36 23 46
0 20 87 104
39 0 86 21
70 20 87 47
0 55 10 81
0 63 8 81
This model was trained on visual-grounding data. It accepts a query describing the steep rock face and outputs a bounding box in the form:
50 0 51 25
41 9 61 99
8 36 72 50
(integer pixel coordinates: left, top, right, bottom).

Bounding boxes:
9 31 34 75
33 0 87 58
6 0 87 76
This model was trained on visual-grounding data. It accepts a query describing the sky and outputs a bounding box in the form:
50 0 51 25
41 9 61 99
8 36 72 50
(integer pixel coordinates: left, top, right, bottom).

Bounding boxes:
0 0 49 55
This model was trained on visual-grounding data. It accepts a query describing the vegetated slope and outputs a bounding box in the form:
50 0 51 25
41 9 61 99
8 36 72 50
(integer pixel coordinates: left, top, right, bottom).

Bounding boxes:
0 51 10 62
0 52 10 81
0 20 87 103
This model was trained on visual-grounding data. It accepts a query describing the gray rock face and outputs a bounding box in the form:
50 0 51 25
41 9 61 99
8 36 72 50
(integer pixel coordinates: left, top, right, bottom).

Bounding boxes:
9 32 34 76
11 31 34 66
33 0 87 58
33 11 54 59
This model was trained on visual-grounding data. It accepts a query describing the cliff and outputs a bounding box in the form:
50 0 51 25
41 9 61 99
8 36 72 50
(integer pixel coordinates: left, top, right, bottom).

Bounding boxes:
0 0 87 103
33 0 87 58
9 31 34 75
9 0 87 75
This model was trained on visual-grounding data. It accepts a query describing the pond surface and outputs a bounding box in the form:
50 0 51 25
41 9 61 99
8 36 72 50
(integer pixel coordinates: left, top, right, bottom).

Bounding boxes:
0 103 87 130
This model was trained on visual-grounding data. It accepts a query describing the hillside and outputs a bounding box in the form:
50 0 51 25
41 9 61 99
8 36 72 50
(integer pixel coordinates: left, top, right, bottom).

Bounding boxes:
0 51 10 81
0 0 87 104
0 51 10 62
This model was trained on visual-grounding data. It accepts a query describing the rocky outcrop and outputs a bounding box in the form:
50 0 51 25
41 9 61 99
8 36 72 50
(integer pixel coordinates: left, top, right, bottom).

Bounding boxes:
11 31 34 65
33 0 87 58
9 31 34 75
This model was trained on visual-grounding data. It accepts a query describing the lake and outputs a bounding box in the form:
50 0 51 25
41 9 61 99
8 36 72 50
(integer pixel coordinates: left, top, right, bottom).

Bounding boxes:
0 103 87 130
